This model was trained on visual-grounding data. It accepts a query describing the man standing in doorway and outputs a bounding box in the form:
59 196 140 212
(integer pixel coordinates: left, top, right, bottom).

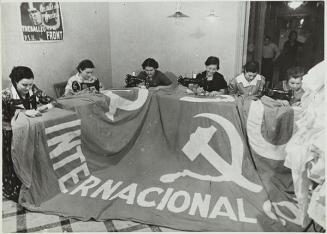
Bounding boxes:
261 36 280 88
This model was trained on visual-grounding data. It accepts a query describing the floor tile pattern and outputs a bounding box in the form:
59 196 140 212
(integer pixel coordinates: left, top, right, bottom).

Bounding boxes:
2 197 182 232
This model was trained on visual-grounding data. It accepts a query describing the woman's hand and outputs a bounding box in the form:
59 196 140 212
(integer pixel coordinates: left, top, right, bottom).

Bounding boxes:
24 109 42 117
37 105 49 113
209 91 224 97
208 91 219 97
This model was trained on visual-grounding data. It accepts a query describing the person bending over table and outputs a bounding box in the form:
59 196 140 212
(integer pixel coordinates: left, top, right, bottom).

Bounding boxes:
228 61 265 97
279 66 305 107
64 59 103 96
136 58 172 90
2 66 56 202
194 56 227 95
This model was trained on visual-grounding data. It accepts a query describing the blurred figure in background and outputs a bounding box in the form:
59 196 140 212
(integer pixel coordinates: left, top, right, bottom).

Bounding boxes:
261 35 280 89
278 30 303 90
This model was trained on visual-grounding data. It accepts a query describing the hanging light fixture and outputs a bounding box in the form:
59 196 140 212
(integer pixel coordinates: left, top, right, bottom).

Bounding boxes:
287 1 304 10
206 9 219 22
168 2 189 18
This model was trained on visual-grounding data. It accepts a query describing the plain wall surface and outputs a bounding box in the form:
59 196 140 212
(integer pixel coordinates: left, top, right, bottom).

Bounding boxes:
109 2 245 88
1 2 112 97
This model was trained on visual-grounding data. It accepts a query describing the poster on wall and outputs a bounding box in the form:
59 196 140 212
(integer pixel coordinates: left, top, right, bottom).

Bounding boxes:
20 2 63 42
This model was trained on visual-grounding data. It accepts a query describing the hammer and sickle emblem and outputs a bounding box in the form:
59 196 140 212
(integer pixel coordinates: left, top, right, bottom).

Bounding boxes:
102 88 148 121
160 113 262 193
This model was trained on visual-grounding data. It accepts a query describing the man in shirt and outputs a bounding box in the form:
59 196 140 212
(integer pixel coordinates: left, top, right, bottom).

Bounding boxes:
261 36 280 88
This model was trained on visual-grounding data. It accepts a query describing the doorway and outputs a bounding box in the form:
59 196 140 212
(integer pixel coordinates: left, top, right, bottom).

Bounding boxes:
246 1 324 88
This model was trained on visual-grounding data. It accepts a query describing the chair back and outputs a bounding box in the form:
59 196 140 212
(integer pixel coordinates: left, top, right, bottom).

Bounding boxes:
53 81 67 98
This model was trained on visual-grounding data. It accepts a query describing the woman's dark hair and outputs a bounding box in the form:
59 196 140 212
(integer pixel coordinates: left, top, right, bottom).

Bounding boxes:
288 30 298 40
77 59 95 72
244 61 259 73
205 56 220 69
142 58 159 69
264 35 271 40
287 66 305 80
9 66 34 84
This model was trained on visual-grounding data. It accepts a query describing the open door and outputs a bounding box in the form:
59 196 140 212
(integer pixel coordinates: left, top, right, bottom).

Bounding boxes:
246 1 324 88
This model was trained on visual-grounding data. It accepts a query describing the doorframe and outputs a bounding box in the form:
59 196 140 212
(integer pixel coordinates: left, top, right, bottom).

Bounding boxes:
234 1 251 77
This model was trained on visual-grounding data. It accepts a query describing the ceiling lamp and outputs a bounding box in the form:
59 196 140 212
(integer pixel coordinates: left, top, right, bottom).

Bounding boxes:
207 9 219 22
168 2 189 18
287 1 304 10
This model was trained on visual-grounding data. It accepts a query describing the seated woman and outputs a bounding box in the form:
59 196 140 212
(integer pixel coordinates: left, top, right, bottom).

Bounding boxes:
136 58 172 89
2 66 55 202
195 56 227 94
64 59 103 96
284 66 305 106
229 61 265 97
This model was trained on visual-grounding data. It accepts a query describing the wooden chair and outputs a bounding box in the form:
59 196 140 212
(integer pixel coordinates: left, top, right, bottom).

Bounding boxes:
53 81 67 98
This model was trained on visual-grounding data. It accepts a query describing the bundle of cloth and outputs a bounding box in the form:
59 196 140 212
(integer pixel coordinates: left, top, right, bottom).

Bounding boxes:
284 60 325 229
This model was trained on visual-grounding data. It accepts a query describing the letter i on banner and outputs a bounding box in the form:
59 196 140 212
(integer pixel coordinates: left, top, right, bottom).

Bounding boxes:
156 188 174 210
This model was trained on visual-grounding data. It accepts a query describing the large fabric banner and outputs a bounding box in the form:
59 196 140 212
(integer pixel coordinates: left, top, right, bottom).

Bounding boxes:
12 88 305 231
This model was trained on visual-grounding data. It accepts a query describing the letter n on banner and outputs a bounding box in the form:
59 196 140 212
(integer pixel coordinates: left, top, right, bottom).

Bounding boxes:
45 117 91 193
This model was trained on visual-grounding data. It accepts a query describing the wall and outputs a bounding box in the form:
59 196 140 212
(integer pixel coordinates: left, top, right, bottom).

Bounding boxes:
1 2 112 97
2 2 248 93
108 2 246 88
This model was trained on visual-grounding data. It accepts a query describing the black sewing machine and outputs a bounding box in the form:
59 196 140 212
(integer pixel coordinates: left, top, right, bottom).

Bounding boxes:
124 74 144 88
263 88 293 101
177 76 201 88
72 80 100 92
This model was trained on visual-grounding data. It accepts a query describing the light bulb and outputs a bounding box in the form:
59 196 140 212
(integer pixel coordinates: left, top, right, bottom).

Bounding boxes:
288 1 303 10
207 9 218 22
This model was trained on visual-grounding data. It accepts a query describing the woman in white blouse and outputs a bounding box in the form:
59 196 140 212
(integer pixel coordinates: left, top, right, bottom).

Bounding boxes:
228 61 265 97
64 59 103 96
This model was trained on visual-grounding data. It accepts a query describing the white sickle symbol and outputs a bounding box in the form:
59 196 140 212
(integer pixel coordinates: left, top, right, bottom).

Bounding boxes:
160 113 262 193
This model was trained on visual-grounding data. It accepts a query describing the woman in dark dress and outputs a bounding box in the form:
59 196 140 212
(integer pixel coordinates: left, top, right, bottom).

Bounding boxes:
195 56 228 94
136 58 172 90
2 66 55 202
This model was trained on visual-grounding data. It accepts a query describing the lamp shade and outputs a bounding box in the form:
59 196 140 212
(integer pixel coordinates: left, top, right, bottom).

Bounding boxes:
168 2 189 18
168 11 189 18
206 9 219 22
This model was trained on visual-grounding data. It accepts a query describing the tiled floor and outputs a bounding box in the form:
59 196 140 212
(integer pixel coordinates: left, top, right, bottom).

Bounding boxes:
4 196 323 233
2 197 181 232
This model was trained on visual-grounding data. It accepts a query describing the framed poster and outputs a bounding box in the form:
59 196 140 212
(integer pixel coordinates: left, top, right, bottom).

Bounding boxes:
20 2 63 42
